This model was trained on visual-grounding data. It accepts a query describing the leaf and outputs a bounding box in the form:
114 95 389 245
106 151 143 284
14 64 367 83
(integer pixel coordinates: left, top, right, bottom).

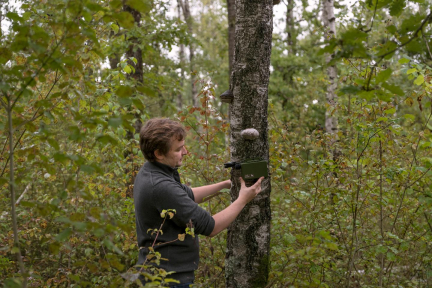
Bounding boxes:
108 117 123 128
115 85 133 98
178 234 185 241
405 97 414 106
376 68 392 83
376 90 393 102
96 134 118 145
386 25 397 35
123 65 132 74
0 48 12 64
56 228 73 242
103 239 124 255
47 138 60 150
407 68 417 74
384 108 396 114
3 278 22 288
160 210 166 218
338 85 361 95
382 83 404 96
121 272 140 282
132 98 144 110
115 12 135 29
376 41 397 58
126 0 151 13
136 86 157 97
358 90 375 101
414 75 424 85
6 12 22 22
111 23 119 34
110 0 123 9
389 0 405 16
0 177 8 186
398 58 410 64
404 114 415 120
168 212 174 219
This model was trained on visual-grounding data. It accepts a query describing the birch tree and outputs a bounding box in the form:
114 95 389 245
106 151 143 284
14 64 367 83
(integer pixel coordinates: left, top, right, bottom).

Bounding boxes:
225 0 273 286
322 0 338 137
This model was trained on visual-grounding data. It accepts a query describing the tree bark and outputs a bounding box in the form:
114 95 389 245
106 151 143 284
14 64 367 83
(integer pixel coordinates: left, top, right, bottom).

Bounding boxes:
177 0 185 109
322 0 338 136
227 0 235 86
286 0 295 54
179 0 197 107
123 5 143 84
123 4 143 197
108 28 120 70
225 1 273 287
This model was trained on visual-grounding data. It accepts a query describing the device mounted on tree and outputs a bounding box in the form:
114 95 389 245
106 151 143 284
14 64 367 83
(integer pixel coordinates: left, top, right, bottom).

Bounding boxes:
224 160 269 180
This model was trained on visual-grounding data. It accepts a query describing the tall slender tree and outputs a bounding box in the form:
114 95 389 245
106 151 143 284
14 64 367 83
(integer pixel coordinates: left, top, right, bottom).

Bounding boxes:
225 0 273 287
123 3 144 197
322 0 337 137
227 0 235 85
179 0 197 107
177 0 185 109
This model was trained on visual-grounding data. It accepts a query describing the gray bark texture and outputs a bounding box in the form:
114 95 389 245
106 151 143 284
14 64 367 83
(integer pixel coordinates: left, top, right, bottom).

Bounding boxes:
179 0 197 107
177 0 185 109
227 0 235 85
322 0 338 135
225 0 273 287
286 0 295 54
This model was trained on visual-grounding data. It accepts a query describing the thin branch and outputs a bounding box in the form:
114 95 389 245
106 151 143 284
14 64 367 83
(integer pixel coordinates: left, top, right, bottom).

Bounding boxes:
422 33 432 60
15 183 31 206
361 0 379 33
425 213 432 233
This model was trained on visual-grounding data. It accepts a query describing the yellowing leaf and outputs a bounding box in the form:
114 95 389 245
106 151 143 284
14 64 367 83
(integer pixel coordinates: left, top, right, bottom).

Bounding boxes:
15 55 26 65
168 212 174 219
405 97 414 106
178 234 185 241
414 75 424 85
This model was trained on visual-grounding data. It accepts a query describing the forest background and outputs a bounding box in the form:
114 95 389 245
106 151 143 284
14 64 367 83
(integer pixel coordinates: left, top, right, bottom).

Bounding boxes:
1 0 432 287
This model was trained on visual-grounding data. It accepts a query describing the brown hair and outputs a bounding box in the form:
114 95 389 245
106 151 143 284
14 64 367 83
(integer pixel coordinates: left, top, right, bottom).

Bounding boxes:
139 118 186 162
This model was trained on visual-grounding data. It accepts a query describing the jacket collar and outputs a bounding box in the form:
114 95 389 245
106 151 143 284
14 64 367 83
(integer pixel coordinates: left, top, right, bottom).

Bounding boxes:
145 161 181 183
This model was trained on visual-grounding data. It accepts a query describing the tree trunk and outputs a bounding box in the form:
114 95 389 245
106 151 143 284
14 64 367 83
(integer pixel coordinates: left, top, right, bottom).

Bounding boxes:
322 0 337 136
179 0 197 107
123 5 143 84
225 1 273 287
227 0 235 86
286 0 295 54
108 28 120 70
177 0 185 110
123 4 143 197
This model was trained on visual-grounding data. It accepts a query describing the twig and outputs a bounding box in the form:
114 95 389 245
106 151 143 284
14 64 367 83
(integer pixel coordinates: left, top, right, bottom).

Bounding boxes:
15 183 31 206
422 33 432 59
361 0 379 33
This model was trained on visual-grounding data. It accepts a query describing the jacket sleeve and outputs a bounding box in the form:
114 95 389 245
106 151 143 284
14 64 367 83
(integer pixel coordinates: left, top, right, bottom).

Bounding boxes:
153 180 215 236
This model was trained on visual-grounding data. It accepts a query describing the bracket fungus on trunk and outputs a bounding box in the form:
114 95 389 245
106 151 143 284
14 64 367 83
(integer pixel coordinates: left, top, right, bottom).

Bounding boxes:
220 89 234 103
240 128 260 140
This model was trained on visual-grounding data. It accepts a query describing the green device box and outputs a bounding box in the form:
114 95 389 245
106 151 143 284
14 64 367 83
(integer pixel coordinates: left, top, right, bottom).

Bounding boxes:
240 160 269 180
